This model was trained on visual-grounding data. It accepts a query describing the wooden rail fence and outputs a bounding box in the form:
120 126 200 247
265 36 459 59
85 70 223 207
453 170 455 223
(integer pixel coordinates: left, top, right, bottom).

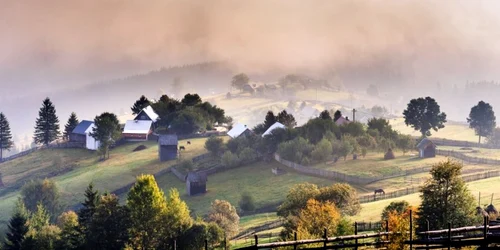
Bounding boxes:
437 149 500 165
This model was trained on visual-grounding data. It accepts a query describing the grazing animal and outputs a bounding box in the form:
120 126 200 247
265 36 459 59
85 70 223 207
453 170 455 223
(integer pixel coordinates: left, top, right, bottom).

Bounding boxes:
179 146 186 151
374 189 385 195
187 141 191 145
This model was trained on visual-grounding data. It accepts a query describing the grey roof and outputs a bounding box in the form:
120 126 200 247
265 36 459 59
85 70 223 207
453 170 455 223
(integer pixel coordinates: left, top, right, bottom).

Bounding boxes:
185 172 207 183
72 120 94 135
158 134 178 145
417 138 435 149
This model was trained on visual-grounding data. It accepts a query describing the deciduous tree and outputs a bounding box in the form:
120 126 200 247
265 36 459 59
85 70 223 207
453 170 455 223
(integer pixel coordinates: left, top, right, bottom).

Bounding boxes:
384 206 417 250
239 192 256 212
63 112 79 141
311 138 332 163
296 199 340 239
317 183 361 216
204 136 224 157
34 98 60 145
0 112 14 160
131 95 151 115
207 200 240 238
20 179 61 221
319 110 331 120
467 101 496 144
90 112 121 160
231 73 250 92
181 93 202 107
403 97 447 137
417 160 477 230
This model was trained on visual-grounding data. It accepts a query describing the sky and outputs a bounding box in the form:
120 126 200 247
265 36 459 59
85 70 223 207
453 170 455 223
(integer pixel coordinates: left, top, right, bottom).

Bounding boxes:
1 0 500 98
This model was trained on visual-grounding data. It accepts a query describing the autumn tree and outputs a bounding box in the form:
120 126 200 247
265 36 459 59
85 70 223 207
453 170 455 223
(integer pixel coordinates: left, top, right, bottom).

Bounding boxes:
295 199 340 240
90 112 121 160
56 211 84 250
131 95 151 115
0 112 14 160
34 97 60 145
20 179 61 221
403 97 447 136
417 160 477 230
384 206 417 250
160 189 192 247
63 112 79 141
381 201 410 221
231 73 250 92
467 101 496 144
317 183 361 216
278 183 320 218
127 175 167 249
207 200 240 238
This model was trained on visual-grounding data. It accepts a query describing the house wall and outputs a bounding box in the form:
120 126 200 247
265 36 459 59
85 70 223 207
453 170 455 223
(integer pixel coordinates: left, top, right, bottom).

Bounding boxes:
159 145 178 161
123 133 149 141
86 134 100 150
69 134 86 143
187 182 206 196
135 111 152 121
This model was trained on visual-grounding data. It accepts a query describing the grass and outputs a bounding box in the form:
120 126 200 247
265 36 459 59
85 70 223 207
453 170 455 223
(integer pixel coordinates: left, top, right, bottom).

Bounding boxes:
314 152 449 178
239 213 279 232
155 161 337 216
390 118 478 142
439 145 500 160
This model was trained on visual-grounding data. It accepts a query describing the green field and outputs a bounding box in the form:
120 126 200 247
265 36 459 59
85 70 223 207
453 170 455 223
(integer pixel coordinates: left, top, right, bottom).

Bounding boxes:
155 161 337 215
314 153 449 178
390 118 477 142
439 146 500 160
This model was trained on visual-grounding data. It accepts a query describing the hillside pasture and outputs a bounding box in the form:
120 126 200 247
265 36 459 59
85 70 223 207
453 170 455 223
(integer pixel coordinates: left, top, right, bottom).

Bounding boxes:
390 118 477 142
439 146 500 160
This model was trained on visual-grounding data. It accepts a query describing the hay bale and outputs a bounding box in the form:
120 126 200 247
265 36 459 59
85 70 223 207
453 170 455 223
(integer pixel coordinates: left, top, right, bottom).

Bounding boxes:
133 145 147 152
384 148 395 160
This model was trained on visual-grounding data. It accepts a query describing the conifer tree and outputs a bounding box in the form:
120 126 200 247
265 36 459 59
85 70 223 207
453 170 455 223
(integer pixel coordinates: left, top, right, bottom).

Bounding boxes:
4 200 29 250
63 112 79 141
0 112 13 160
33 98 60 145
78 183 99 232
131 95 151 115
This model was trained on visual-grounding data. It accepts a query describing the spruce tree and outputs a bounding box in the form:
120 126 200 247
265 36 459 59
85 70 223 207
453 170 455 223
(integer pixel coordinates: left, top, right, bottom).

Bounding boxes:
63 112 79 141
78 183 99 231
0 112 14 160
4 201 29 250
33 98 60 145
131 95 151 115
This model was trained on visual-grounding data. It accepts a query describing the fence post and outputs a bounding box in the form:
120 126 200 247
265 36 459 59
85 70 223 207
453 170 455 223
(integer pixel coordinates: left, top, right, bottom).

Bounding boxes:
483 216 488 248
174 239 177 250
294 232 297 250
447 222 451 250
409 210 413 250
224 235 227 250
205 239 208 250
354 222 358 250
254 234 258 248
323 228 328 249
385 220 389 243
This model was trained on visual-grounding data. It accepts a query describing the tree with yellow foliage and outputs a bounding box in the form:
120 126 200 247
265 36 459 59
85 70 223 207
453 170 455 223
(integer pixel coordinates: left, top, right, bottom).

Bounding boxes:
296 199 341 240
383 205 418 250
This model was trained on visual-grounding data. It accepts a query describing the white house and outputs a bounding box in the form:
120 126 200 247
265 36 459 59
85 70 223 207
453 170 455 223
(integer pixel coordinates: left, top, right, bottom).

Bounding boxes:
262 122 286 137
122 120 153 141
335 116 351 126
227 123 252 139
71 120 100 150
134 106 159 122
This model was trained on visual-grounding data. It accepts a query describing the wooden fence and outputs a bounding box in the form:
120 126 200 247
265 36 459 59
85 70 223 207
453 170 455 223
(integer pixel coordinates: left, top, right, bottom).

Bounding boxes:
437 149 500 165
0 147 39 163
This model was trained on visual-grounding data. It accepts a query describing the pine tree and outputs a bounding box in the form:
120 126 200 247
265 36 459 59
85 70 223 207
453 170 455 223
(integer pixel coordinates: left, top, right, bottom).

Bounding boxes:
33 98 60 145
4 201 29 250
63 112 79 141
78 183 99 231
131 95 151 115
0 112 14 160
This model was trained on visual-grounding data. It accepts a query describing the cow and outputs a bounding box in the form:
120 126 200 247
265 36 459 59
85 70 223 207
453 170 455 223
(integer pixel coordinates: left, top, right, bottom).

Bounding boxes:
179 146 186 151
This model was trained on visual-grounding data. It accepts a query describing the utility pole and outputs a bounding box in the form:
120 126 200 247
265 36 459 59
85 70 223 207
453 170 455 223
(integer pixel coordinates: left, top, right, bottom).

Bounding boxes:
353 109 356 122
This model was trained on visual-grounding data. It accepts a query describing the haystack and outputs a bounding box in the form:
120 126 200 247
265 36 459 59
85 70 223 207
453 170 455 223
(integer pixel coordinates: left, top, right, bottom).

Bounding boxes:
384 148 395 160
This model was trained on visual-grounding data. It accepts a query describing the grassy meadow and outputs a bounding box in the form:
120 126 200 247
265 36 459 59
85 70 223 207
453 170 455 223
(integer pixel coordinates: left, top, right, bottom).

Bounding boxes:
390 118 477 142
439 145 500 160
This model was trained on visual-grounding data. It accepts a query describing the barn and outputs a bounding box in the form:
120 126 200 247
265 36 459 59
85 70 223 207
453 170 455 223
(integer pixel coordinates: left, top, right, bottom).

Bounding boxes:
335 116 351 126
70 120 100 150
262 122 286 137
185 172 207 196
158 134 178 161
227 123 252 139
122 120 153 141
417 138 436 158
134 106 159 122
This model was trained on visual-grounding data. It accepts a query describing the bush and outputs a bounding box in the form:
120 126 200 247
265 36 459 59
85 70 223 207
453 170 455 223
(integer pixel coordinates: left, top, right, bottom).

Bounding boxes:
239 147 257 163
21 179 61 221
311 138 332 163
204 136 224 156
239 192 256 212
221 151 240 168
384 148 395 160
361 148 367 158
277 137 313 163
178 159 195 172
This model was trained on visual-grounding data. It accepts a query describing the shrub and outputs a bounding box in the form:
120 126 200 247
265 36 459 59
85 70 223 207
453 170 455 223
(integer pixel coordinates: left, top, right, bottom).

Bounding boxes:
239 192 256 212
311 138 332 163
384 148 395 160
221 151 240 168
204 136 224 156
178 160 195 172
277 137 313 163
239 147 257 163
361 148 367 158
21 179 61 221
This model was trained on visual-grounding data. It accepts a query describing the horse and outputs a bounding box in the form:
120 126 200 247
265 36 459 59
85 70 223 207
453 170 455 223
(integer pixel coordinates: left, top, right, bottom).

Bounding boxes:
187 141 191 145
374 189 385 195
179 146 186 151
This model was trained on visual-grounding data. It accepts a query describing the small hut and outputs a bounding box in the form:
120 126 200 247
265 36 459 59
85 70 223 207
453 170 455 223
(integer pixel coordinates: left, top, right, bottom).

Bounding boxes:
417 138 436 158
185 172 207 196
158 134 178 162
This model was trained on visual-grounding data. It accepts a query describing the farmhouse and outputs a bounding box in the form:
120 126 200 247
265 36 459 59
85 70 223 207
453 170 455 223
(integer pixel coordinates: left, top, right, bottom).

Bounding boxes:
122 120 153 141
70 120 100 150
134 106 159 122
262 122 286 137
335 116 351 126
417 138 436 158
227 123 252 139
158 134 178 161
185 172 207 196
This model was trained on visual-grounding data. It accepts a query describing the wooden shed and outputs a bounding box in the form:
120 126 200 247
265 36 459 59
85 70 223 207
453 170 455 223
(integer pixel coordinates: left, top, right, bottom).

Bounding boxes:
158 134 178 161
185 172 207 196
417 138 436 158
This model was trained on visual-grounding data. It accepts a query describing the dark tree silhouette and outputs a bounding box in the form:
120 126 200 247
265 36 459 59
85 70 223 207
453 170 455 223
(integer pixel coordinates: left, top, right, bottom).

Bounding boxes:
0 112 14 160
181 93 202 106
64 112 79 141
467 101 496 144
333 110 342 122
231 73 250 92
319 110 332 120
403 97 447 137
277 110 297 128
90 112 121 160
33 98 60 145
4 203 29 250
131 95 151 115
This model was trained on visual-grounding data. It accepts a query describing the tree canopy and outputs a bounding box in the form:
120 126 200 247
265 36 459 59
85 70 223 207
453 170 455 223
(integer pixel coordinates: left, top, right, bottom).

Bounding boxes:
34 98 60 145
63 112 79 141
131 95 151 115
319 110 332 120
403 97 447 136
90 112 121 160
0 112 14 160
231 73 250 92
467 101 496 144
